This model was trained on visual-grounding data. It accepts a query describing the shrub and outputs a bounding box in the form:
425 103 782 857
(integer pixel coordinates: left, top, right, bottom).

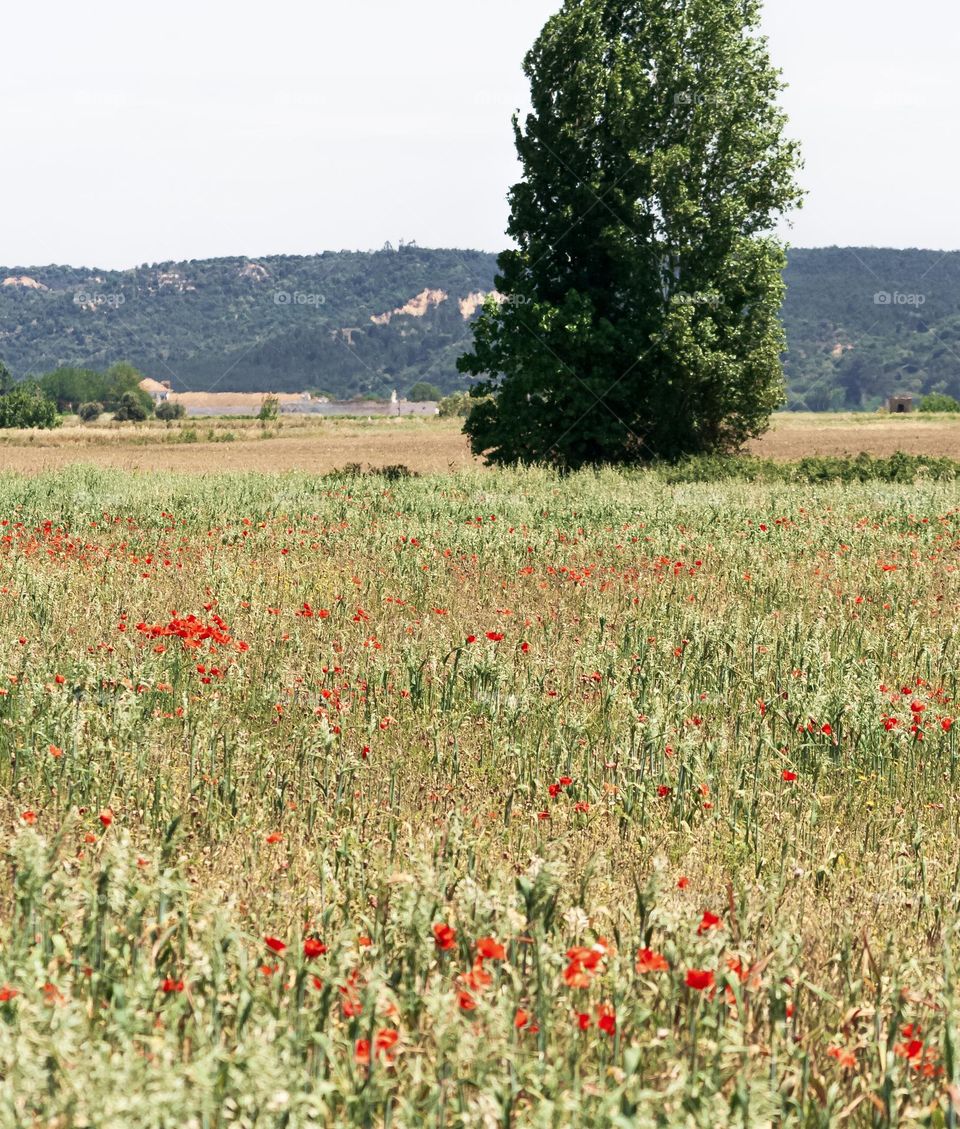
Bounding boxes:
258 396 280 422
155 400 187 421
407 381 442 402
918 392 960 413
0 383 60 429
77 401 103 423
113 392 150 422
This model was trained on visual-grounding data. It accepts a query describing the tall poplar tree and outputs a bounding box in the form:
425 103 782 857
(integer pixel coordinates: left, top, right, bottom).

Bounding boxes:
460 0 803 466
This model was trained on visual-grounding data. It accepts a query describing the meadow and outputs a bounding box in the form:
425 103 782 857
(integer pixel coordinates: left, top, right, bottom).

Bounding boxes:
2 462 960 1126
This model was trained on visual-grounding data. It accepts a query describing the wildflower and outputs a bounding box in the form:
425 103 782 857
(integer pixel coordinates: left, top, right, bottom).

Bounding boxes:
548 783 560 798
685 969 715 991
20 810 37 825
657 785 672 798
697 911 721 936
433 923 457 951
99 809 113 828
677 876 690 890
460 959 492 990
827 1045 857 1070
781 770 797 782
303 938 328 959
895 1039 924 1061
514 1008 530 1029
265 832 284 844
821 723 833 736
49 744 63 759
573 801 590 813
264 936 287 954
475 937 506 961
356 1029 399 1065
559 776 573 787
636 948 669 974
576 1012 592 1031
457 989 477 1011
597 1004 616 1036
943 718 954 732
161 978 185 993
486 632 504 642
0 986 18 1002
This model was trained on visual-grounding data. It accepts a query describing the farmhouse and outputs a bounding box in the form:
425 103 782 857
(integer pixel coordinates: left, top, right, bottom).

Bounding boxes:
139 378 172 403
887 394 914 413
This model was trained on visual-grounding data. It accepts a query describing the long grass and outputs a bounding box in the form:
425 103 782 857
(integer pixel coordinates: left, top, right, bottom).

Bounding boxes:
1 465 959 1126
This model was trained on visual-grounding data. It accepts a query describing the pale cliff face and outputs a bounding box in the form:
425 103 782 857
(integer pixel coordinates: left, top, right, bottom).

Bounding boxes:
1 275 48 291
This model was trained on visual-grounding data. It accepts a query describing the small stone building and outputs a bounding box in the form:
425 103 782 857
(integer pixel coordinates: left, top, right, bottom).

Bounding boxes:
888 394 914 414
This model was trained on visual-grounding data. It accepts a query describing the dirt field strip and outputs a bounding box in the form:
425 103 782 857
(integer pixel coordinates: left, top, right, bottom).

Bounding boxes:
0 414 957 473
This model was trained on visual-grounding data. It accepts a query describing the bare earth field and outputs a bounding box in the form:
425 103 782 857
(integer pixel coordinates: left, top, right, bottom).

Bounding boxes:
0 412 957 473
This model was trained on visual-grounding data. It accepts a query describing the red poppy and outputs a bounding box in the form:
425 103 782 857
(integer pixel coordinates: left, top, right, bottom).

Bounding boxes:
821 723 833 736
433 923 457 951
475 937 506 960
265 832 284 844
559 776 573 787
49 745 63 759
677 876 690 889
99 809 113 828
943 718 954 732
514 1008 530 1029
0 985 18 1002
573 801 590 813
264 936 287 954
20 811 37 825
457 989 477 1011
459 959 492 990
303 938 328 959
486 632 504 642
781 770 797 782
657 785 671 798
895 1039 924 1061
548 783 560 798
576 1012 591 1031
685 969 715 991
636 948 669 973
697 911 721 936
597 1005 616 1036
827 1045 857 1069
161 978 185 993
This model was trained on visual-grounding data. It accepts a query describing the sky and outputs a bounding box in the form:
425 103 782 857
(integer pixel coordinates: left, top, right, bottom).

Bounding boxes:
2 0 958 269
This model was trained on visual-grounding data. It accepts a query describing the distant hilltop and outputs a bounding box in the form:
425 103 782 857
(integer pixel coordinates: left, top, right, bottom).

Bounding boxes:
4 245 960 409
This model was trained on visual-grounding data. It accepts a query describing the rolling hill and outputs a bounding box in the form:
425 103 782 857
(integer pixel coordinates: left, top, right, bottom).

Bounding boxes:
3 245 960 408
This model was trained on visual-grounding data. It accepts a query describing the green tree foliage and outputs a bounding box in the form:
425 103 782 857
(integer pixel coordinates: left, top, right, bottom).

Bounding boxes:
0 359 13 395
407 381 442 402
40 363 153 414
10 247 960 410
918 392 960 413
155 400 187 421
113 392 149 422
437 392 474 418
77 402 103 422
0 383 60 429
459 0 803 466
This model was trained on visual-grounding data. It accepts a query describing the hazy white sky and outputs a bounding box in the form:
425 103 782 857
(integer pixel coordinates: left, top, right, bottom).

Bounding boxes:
3 0 958 269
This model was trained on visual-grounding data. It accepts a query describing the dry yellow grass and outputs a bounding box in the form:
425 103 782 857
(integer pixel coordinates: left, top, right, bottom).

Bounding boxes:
0 412 958 473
